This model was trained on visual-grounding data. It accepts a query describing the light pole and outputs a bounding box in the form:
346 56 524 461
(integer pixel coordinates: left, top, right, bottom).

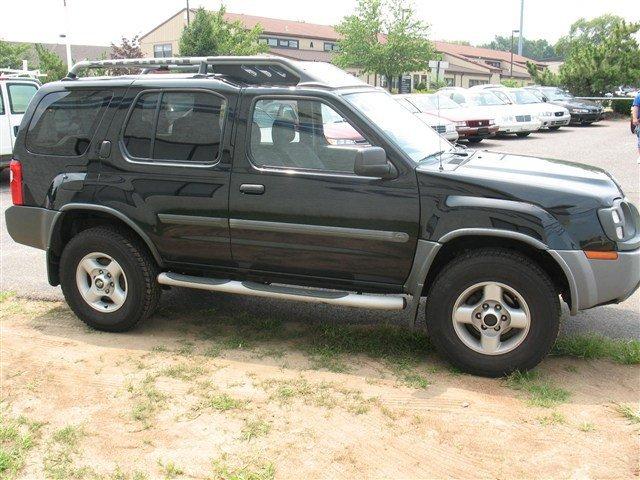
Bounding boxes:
518 0 524 56
510 29 519 78
186 0 190 25
62 0 72 68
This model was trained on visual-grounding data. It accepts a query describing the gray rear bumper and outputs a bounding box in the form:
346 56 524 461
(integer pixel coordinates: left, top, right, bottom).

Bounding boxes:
552 249 640 313
5 205 60 250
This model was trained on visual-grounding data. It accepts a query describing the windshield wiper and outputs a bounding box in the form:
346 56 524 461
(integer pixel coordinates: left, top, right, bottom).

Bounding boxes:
420 148 469 163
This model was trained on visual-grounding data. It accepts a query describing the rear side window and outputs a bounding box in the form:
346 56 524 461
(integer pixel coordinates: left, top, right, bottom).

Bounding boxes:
8 83 39 114
122 90 226 164
26 90 112 156
0 92 4 115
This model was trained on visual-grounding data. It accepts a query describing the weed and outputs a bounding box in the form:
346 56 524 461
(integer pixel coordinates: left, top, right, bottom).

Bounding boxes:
159 363 204 381
505 371 570 408
241 419 271 441
0 291 16 303
578 422 595 432
151 345 168 353
0 412 43 479
129 375 168 429
552 335 640 365
211 455 275 480
157 459 184 479
192 393 247 415
43 425 89 479
537 411 566 425
614 403 640 424
175 340 195 356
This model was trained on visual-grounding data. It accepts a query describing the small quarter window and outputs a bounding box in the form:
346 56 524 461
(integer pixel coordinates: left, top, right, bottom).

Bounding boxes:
26 89 112 156
250 98 370 173
8 83 38 114
122 90 226 164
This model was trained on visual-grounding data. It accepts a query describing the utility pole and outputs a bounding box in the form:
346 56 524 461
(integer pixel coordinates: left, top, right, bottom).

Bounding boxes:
517 0 524 56
510 29 519 78
62 0 72 68
186 0 190 25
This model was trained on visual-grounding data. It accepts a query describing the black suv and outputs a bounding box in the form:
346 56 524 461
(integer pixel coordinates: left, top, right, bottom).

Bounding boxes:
5 57 640 377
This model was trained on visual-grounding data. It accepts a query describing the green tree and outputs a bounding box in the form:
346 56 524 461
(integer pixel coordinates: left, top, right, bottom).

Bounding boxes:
179 6 268 56
557 15 640 95
480 36 557 60
334 0 434 91
34 44 66 82
526 61 559 86
0 41 30 69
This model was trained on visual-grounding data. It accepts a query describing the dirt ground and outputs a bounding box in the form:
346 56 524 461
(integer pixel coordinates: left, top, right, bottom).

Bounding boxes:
1 295 639 480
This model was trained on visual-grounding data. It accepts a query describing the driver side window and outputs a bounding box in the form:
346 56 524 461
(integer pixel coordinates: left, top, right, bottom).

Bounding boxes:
249 98 370 173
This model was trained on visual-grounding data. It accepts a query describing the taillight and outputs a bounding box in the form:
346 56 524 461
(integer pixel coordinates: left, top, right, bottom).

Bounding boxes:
9 160 23 205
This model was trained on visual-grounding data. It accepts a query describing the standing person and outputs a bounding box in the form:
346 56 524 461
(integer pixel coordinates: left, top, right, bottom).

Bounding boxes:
634 91 640 164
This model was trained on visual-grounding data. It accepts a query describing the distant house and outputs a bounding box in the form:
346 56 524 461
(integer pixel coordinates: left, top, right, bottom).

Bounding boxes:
2 42 110 69
139 8 544 88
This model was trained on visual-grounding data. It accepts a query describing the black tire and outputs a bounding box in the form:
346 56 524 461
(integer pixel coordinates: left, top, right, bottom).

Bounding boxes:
516 132 531 137
580 121 593 126
548 126 561 131
59 226 161 332
466 137 483 143
425 248 560 377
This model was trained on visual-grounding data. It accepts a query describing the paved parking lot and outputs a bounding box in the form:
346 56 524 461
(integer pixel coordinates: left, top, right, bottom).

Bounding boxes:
0 118 638 339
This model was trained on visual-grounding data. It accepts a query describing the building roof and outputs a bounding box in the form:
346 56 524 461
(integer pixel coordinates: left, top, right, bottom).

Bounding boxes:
433 41 540 66
269 48 334 62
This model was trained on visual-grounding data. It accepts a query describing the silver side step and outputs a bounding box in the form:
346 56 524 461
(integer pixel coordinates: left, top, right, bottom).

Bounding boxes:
157 272 407 310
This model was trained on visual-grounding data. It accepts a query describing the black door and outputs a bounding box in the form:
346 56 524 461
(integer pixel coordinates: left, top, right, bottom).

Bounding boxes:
228 94 420 290
95 80 238 271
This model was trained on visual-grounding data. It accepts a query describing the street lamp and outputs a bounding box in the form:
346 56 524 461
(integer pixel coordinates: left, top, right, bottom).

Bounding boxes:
510 29 520 78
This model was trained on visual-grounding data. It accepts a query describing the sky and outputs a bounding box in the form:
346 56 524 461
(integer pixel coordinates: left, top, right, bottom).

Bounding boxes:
0 0 636 47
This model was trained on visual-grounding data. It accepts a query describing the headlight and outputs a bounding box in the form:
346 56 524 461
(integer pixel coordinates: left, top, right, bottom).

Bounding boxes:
454 121 467 127
597 200 638 242
540 111 553 117
446 124 456 132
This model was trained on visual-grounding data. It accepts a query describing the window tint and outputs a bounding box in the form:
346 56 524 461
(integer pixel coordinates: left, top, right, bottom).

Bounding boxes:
0 93 4 115
26 90 112 156
8 83 38 114
250 98 369 173
122 90 225 163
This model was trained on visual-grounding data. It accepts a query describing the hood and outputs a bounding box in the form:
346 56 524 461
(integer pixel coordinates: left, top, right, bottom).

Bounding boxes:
414 112 453 126
424 106 495 122
549 98 601 110
417 150 622 212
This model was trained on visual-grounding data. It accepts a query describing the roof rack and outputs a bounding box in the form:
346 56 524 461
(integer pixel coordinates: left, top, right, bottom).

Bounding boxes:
65 56 367 88
0 68 45 81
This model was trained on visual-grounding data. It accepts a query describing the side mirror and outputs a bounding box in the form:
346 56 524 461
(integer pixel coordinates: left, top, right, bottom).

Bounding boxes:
354 146 396 179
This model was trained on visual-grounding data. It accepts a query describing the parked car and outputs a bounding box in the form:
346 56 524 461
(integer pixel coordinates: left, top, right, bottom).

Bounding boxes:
525 86 603 125
5 57 639 377
440 88 541 137
0 77 39 169
471 86 570 130
395 94 494 143
394 95 459 142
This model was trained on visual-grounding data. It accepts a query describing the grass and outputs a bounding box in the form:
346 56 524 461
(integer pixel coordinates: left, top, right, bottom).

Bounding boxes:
240 419 271 441
0 412 43 479
192 393 247 415
43 425 88 479
159 363 204 381
505 370 571 408
128 375 168 429
537 411 566 426
552 334 640 365
211 455 275 480
157 459 183 479
578 422 596 432
0 291 16 303
614 403 640 424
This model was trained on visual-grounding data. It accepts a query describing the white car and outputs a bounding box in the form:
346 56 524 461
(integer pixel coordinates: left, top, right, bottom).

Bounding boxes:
394 95 459 142
439 88 541 137
472 86 571 130
0 77 40 169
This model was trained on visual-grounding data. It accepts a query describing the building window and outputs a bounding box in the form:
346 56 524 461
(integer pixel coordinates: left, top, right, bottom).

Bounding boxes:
310 41 314 48
486 60 500 68
153 44 172 58
468 79 489 87
445 77 455 86
260 37 299 49
324 42 339 52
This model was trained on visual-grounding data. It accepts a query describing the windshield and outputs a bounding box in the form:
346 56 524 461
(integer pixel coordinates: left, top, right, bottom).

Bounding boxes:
407 94 460 111
345 90 451 162
452 91 505 107
508 89 541 104
540 87 572 101
527 89 547 102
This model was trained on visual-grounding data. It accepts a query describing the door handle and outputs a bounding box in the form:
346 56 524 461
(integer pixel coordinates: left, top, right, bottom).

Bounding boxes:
239 184 265 195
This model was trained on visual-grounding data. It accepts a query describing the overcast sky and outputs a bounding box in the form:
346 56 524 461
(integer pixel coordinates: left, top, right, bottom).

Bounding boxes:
1 0 636 47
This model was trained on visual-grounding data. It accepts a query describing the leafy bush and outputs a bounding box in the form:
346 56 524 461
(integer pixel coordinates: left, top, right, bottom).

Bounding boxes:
611 98 633 115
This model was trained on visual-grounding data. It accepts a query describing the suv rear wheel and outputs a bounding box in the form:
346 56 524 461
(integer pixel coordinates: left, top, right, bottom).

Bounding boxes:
425 248 560 377
59 226 161 332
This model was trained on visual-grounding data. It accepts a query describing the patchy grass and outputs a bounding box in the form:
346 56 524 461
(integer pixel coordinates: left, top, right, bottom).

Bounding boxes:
613 403 640 424
553 335 640 365
157 459 183 479
159 363 204 381
43 425 88 479
192 393 247 416
0 291 16 303
127 375 168 429
0 412 43 479
578 422 596 432
240 419 271 441
210 455 275 480
537 411 566 426
505 371 570 408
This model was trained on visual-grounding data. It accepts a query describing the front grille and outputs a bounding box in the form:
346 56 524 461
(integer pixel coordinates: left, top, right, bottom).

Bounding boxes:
434 125 447 133
516 115 531 122
467 120 490 127
554 111 564 117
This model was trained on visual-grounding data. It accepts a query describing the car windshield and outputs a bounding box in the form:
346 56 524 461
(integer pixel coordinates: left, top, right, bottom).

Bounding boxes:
345 90 451 162
407 94 460 111
460 91 506 107
540 87 573 101
527 89 547 102
508 89 541 104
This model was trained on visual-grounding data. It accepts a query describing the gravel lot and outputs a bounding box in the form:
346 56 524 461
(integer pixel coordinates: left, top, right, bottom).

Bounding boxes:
0 118 638 339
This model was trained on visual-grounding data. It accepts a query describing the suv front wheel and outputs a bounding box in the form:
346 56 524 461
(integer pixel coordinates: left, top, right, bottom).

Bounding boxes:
426 248 560 377
59 226 161 332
